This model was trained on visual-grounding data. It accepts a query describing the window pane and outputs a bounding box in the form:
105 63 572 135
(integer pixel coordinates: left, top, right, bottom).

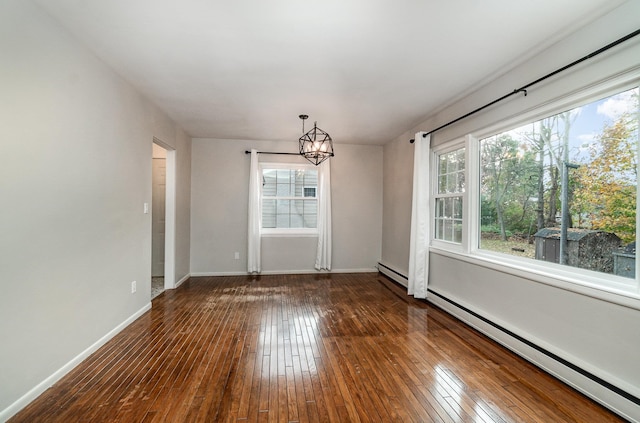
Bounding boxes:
435 197 463 242
291 200 304 227
454 197 462 219
276 181 291 196
262 199 276 228
457 171 465 192
443 220 453 242
438 175 447 193
263 169 277 196
435 216 444 240
303 200 317 228
305 170 318 186
438 148 465 195
276 169 291 183
276 200 290 228
479 87 638 278
454 223 462 243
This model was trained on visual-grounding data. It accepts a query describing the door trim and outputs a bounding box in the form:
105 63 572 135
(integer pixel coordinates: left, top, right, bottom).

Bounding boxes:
153 137 176 290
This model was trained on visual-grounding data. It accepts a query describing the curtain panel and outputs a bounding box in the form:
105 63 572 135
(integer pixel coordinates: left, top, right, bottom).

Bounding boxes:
408 132 431 298
247 149 261 273
315 159 332 270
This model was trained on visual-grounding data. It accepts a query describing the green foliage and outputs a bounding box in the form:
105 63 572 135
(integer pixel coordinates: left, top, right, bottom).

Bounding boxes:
480 224 513 238
481 134 540 240
481 88 638 247
573 113 637 243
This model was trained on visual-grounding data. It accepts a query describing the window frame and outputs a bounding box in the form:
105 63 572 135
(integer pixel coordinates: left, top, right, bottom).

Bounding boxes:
432 142 467 251
429 74 640 302
259 162 319 237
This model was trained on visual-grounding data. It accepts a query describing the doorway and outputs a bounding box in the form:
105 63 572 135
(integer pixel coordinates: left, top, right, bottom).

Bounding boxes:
152 143 167 298
151 138 177 299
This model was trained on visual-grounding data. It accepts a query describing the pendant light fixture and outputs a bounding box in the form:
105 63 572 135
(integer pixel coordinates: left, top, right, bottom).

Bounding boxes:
298 114 334 166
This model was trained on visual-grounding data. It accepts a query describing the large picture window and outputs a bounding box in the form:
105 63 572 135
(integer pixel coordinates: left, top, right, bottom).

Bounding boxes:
261 164 318 234
478 86 639 279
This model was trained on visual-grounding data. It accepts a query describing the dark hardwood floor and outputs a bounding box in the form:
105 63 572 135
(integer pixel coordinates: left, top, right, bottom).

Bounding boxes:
10 273 625 422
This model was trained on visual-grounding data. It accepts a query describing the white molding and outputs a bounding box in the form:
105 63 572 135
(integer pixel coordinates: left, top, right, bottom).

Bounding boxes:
164 148 177 290
174 273 190 288
427 293 640 423
0 303 152 422
190 268 378 277
190 271 247 277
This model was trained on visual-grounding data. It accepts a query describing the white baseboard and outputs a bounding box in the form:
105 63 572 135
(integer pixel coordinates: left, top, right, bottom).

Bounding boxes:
190 268 378 277
0 303 152 422
174 273 190 288
190 271 247 277
427 292 639 423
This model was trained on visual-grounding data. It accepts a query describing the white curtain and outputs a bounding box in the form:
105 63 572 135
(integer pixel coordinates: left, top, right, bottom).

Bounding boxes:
315 159 332 270
408 132 431 298
247 149 261 273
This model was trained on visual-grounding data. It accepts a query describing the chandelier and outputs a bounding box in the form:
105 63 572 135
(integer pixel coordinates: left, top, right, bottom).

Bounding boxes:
298 114 334 166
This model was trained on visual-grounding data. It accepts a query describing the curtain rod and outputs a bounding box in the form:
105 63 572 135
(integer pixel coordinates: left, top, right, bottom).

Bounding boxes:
410 28 640 143
244 150 300 155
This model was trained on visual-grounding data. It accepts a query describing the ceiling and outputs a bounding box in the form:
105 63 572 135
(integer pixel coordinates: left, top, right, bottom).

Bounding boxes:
36 0 625 145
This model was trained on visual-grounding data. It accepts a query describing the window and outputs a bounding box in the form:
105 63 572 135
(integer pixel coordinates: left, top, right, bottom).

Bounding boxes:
478 86 638 279
261 164 318 234
434 147 465 243
303 187 316 198
429 81 640 295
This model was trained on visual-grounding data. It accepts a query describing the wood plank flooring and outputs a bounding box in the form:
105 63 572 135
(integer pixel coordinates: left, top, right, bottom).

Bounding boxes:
10 273 626 422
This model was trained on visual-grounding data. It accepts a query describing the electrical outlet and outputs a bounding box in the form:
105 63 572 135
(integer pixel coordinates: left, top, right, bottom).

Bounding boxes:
131 281 137 293
234 252 240 260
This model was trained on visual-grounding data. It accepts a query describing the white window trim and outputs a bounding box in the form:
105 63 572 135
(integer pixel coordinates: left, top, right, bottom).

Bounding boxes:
261 228 318 237
431 140 467 253
260 162 319 237
429 72 640 307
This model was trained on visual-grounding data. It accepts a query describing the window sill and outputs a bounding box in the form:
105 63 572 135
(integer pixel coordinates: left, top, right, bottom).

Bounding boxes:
429 246 640 311
261 230 318 238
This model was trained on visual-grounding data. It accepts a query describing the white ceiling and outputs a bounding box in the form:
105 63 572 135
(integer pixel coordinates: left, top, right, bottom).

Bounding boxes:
36 0 624 145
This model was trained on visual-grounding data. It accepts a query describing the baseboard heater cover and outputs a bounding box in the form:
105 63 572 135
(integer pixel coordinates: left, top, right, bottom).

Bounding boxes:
376 262 639 421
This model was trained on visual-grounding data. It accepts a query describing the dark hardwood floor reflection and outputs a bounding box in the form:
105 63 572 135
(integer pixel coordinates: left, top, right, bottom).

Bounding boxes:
11 273 625 422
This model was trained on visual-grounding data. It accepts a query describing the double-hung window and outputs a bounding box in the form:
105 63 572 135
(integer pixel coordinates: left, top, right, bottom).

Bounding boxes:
434 147 465 244
260 163 318 235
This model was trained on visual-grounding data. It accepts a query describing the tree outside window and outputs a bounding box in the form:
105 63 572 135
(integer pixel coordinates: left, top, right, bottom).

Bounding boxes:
479 86 638 277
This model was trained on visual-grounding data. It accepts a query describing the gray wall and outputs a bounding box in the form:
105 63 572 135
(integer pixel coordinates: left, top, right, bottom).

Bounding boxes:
381 1 640 419
381 133 414 275
0 0 191 417
190 138 382 274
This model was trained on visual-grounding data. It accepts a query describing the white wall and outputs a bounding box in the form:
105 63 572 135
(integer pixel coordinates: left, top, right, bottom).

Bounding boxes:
0 0 190 418
381 1 640 420
190 138 382 274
